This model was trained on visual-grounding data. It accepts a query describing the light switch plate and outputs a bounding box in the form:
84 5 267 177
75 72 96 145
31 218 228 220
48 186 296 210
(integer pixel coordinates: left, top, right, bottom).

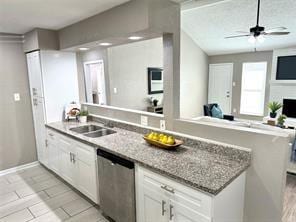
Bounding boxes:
141 116 148 126
160 120 166 130
233 108 237 113
14 93 20 101
113 88 117 94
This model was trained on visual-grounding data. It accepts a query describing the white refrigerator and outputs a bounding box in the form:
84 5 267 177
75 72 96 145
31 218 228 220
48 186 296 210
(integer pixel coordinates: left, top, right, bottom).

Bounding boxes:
26 50 79 165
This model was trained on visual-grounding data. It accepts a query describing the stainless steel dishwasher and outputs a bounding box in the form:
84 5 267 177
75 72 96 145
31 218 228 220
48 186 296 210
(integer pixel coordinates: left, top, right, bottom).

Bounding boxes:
97 149 135 222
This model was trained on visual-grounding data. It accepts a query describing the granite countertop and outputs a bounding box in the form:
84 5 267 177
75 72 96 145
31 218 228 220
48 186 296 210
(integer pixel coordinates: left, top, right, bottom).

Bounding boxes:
46 121 251 195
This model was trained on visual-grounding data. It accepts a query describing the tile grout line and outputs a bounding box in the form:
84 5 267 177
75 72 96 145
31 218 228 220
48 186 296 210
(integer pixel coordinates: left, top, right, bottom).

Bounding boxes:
27 207 36 219
15 177 63 199
67 205 94 218
0 191 49 220
26 190 81 219
60 206 72 218
14 190 21 199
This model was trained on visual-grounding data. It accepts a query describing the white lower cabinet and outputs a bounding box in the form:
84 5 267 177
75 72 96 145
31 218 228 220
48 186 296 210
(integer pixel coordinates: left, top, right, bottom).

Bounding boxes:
45 129 99 204
75 141 98 202
141 186 169 222
136 165 246 222
46 130 60 174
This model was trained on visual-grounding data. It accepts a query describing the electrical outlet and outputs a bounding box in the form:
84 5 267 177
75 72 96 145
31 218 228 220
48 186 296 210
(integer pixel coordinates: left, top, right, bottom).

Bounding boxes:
233 82 236 87
14 93 20 101
233 108 237 113
113 88 117 94
160 120 166 130
141 116 148 126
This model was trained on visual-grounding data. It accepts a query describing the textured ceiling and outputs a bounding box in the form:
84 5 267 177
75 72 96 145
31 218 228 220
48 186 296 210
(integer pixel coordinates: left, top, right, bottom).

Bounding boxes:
182 0 296 55
0 0 130 34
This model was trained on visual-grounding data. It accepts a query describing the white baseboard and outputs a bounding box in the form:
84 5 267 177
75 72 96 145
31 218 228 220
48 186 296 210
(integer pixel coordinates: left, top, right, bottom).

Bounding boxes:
0 161 40 176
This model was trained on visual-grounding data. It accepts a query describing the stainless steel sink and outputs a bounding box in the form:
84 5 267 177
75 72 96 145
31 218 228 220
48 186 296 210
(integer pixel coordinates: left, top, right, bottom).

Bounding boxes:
70 125 104 134
84 129 116 138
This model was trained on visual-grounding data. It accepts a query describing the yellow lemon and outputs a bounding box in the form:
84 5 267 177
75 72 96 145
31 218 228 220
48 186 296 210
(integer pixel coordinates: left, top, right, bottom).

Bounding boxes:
162 136 168 144
167 136 175 145
148 133 154 140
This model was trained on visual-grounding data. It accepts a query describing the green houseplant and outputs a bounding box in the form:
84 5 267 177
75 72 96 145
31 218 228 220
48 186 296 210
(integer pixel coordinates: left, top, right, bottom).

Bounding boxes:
277 115 287 128
78 110 89 123
268 102 282 118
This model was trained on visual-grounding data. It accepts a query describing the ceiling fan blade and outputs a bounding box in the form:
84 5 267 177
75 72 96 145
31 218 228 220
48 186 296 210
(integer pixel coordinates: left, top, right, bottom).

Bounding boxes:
236 31 250 34
264 32 290 36
225 34 251 39
265 27 287 33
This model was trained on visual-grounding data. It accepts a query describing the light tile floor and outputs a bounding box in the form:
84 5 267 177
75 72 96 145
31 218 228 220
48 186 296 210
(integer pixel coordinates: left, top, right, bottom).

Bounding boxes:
0 165 108 222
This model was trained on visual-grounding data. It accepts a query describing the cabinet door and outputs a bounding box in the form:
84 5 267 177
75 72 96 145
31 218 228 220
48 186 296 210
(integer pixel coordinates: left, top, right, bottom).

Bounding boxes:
75 142 98 203
170 200 210 222
47 131 60 174
138 186 168 222
58 136 76 185
32 98 47 166
26 51 44 98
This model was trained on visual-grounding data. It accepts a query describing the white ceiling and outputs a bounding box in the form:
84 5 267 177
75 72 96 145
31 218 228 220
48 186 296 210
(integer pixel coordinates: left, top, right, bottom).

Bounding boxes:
0 0 130 34
182 0 296 55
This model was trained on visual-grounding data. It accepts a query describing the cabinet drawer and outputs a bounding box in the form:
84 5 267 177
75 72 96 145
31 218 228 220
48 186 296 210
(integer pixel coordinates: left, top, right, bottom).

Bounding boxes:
58 134 73 152
138 166 212 218
75 142 96 163
46 129 58 143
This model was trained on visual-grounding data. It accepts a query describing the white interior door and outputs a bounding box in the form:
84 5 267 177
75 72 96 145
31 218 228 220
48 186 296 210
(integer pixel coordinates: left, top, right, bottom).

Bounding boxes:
208 63 233 114
84 60 107 105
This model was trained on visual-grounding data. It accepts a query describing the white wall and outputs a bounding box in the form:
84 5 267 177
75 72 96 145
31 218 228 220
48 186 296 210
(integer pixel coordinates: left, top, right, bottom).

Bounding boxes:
108 38 163 111
180 30 208 119
270 84 296 102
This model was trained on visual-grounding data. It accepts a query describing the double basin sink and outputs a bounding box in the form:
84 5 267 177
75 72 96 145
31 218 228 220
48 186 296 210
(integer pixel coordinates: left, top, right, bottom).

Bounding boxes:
70 125 116 138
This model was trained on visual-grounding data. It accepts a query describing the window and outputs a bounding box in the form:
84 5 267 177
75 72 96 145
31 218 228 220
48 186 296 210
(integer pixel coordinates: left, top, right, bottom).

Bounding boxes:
240 62 267 116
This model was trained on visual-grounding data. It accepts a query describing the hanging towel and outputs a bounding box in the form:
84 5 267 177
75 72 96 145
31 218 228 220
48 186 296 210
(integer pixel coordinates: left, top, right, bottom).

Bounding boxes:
291 137 296 162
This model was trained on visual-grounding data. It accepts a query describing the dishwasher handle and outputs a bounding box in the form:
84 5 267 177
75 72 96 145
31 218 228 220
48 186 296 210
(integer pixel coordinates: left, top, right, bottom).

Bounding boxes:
97 149 134 169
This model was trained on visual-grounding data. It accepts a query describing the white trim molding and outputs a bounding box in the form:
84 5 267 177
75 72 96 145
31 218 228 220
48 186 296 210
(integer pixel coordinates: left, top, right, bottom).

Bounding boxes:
0 161 40 177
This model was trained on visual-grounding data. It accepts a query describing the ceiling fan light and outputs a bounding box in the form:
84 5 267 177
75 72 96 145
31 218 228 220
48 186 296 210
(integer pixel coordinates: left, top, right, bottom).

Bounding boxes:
248 36 256 44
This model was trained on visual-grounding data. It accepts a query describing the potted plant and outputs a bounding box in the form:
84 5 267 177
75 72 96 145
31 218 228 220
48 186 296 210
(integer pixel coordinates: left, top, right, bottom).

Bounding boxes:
268 102 282 118
277 115 287 128
78 110 89 123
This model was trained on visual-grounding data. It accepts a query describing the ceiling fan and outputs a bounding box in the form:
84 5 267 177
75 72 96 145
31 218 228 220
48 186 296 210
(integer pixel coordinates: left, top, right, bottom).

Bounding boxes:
225 0 290 43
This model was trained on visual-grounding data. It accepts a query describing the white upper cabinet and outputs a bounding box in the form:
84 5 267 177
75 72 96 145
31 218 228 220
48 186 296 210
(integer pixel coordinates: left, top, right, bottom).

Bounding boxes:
27 51 44 98
27 50 79 124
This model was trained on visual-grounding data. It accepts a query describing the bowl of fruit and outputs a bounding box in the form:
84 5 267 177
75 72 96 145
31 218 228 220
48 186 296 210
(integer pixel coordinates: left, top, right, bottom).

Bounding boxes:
143 132 183 149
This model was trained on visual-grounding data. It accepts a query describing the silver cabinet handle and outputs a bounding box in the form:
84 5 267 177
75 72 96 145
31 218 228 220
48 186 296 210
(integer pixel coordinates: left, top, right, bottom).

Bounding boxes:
33 98 38 106
49 133 54 137
45 139 48 147
70 153 73 162
161 200 166 216
72 154 76 163
161 185 175 194
32 88 37 96
169 204 174 220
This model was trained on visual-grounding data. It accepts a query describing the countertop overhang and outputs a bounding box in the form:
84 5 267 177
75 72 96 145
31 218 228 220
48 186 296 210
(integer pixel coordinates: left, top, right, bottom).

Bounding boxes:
46 121 251 196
